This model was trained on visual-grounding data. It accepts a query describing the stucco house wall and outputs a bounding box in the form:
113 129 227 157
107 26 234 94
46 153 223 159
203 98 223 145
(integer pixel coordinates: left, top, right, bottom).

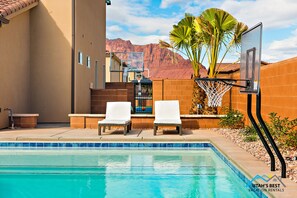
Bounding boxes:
0 11 31 128
0 0 107 128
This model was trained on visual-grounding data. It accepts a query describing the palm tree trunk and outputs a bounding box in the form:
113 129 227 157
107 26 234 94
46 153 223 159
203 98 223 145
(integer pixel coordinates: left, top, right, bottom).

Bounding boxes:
189 77 206 114
203 82 218 115
189 76 218 115
204 104 218 115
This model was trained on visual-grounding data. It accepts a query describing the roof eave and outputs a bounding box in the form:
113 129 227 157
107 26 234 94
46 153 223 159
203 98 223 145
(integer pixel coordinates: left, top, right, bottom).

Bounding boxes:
3 1 39 20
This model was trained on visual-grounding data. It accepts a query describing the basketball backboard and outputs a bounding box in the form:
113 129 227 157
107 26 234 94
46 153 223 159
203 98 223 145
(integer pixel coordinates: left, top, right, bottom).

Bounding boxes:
240 23 262 94
109 52 144 72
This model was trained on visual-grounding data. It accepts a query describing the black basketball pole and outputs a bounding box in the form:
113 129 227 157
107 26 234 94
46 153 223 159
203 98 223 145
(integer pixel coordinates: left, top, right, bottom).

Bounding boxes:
247 94 276 172
256 90 286 178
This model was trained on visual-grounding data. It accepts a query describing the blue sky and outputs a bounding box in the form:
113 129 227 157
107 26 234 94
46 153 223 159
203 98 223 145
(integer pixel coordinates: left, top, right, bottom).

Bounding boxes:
106 0 297 63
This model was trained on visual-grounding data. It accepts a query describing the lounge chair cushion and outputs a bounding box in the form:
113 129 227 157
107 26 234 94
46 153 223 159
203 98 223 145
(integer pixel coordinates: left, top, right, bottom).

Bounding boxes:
154 119 181 124
154 100 180 121
105 102 131 121
99 119 130 125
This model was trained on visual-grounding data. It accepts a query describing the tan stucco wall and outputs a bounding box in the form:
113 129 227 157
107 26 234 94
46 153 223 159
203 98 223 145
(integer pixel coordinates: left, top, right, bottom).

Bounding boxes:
119 69 123 82
0 12 31 129
30 0 72 122
0 0 107 125
128 72 135 82
105 56 111 82
74 0 106 113
105 56 121 82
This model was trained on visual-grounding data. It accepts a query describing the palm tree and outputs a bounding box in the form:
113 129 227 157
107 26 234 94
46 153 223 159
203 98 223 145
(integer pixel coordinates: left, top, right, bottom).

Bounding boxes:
160 10 247 114
194 8 248 78
159 13 206 114
192 8 247 114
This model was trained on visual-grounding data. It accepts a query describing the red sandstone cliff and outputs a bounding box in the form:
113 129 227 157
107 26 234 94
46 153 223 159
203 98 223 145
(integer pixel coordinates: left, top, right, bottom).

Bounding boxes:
106 38 207 79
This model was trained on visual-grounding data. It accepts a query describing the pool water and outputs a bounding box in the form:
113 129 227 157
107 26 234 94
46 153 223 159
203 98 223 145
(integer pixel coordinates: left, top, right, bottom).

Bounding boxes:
0 148 258 198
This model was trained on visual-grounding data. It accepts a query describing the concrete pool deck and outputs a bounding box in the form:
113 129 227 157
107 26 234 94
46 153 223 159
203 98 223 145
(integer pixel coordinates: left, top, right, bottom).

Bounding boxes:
0 125 296 198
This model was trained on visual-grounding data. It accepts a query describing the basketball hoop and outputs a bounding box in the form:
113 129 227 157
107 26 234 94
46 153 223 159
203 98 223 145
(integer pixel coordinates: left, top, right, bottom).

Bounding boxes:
195 78 237 107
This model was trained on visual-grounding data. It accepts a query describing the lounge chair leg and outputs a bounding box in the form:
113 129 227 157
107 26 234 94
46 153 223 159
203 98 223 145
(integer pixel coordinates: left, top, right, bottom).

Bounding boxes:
179 125 182 136
124 125 127 136
154 125 157 136
127 123 130 133
98 125 101 136
103 126 106 132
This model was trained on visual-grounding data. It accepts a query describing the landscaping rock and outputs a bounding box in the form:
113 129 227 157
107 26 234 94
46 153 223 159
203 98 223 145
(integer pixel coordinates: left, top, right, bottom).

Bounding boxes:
214 128 297 183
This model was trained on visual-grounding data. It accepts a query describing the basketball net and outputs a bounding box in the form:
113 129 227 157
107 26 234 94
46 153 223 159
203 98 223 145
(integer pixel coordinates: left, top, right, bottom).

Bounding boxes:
196 80 235 107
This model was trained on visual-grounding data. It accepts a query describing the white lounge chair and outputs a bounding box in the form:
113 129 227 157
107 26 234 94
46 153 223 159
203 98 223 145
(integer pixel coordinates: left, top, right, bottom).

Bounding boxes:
98 102 132 135
154 100 182 135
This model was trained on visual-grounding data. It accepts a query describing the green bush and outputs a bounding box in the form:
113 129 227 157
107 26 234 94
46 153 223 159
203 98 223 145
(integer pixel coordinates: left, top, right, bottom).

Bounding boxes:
241 112 297 148
220 110 297 148
268 112 297 149
241 125 259 142
244 135 258 142
242 125 257 136
219 107 244 129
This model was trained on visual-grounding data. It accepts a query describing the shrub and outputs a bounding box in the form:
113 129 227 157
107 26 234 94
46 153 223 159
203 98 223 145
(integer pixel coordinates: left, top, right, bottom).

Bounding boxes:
268 112 297 149
244 135 258 142
242 125 257 136
219 107 244 129
241 125 259 142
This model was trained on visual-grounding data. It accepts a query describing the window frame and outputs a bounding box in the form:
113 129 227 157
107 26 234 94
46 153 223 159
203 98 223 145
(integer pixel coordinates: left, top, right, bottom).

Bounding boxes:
86 56 91 68
78 51 83 65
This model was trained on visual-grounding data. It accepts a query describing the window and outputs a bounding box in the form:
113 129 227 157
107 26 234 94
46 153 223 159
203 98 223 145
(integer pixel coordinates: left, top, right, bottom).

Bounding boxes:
86 56 91 68
78 51 83 65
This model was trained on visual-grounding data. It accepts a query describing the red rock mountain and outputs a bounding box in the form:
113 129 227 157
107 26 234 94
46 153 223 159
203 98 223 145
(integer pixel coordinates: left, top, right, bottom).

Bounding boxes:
106 38 207 79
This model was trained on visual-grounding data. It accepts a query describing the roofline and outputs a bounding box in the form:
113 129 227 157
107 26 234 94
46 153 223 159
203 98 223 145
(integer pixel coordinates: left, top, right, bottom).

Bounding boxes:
219 69 240 74
218 61 270 74
2 1 39 19
0 14 9 26
261 61 270 65
106 52 121 63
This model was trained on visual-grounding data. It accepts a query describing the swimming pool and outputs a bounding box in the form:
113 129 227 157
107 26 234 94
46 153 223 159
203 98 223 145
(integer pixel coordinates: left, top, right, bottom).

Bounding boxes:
0 142 266 198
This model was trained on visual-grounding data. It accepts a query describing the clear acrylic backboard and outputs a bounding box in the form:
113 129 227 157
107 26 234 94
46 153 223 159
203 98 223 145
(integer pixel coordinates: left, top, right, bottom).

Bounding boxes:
240 23 262 94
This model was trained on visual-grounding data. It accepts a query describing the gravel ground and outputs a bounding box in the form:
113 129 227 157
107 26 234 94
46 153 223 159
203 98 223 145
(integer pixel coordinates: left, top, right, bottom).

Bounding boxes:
214 128 297 183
